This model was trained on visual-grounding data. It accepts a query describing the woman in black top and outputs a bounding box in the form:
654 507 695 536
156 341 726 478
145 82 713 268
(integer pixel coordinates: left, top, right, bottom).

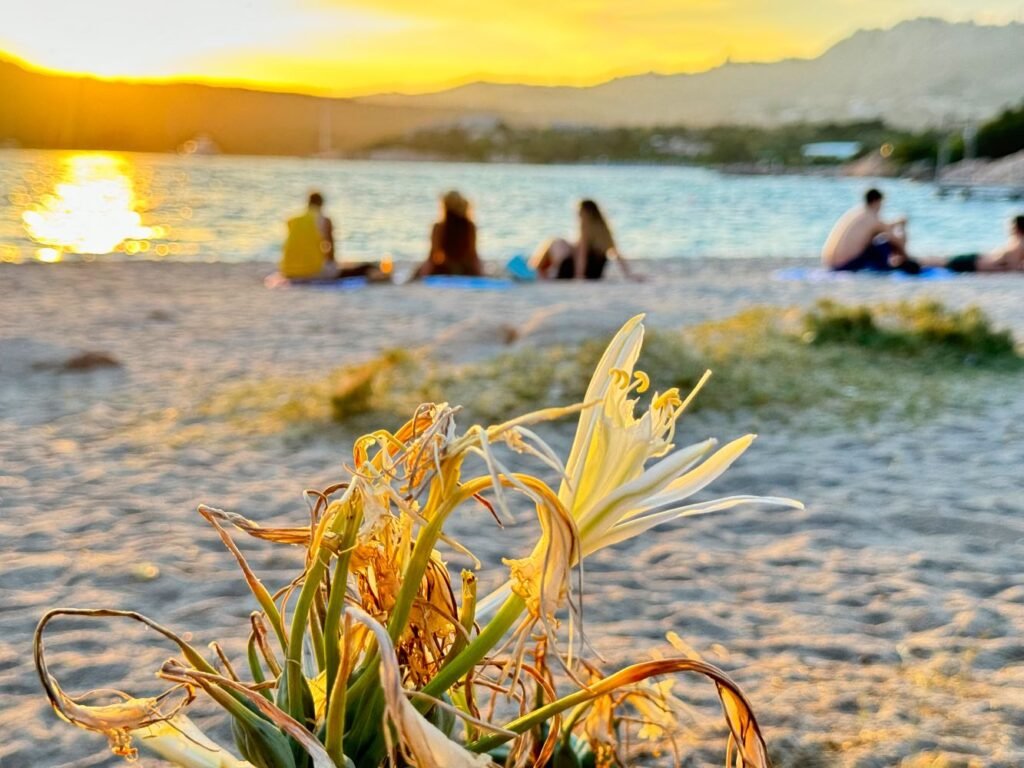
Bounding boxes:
532 199 640 281
412 190 484 278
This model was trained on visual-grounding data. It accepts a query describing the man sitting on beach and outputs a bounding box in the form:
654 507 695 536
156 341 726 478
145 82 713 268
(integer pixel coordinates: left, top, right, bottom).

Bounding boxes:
280 192 388 281
822 189 919 273
943 215 1024 273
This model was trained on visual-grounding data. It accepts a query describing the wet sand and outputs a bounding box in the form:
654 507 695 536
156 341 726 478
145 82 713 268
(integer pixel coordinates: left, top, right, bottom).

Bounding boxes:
2 259 1023 767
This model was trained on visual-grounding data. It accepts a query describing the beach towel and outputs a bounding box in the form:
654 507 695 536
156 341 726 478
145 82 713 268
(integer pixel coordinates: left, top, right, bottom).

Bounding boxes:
772 266 957 283
421 275 514 291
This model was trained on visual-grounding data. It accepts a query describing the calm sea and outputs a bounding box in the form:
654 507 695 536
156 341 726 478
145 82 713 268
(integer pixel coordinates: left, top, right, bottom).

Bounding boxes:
0 149 1019 264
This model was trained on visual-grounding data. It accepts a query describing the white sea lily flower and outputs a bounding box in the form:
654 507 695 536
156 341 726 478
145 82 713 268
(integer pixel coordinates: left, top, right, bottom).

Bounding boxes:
493 314 801 623
135 716 255 767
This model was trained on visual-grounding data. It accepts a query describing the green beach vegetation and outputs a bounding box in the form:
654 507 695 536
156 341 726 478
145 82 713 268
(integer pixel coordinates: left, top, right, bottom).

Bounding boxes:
189 301 1020 441
325 300 1020 427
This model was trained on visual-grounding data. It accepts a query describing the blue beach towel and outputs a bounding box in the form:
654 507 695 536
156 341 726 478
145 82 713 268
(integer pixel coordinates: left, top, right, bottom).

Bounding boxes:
773 266 957 283
421 275 514 291
303 277 369 291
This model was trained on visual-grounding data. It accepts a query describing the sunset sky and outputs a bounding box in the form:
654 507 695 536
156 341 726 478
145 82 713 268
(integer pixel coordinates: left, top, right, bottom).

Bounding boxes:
2 1 1023 95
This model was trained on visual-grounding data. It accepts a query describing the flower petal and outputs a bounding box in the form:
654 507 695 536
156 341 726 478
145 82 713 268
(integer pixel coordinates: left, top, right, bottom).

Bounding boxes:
136 716 255 767
576 438 717 541
559 314 645 507
623 434 757 518
592 495 803 552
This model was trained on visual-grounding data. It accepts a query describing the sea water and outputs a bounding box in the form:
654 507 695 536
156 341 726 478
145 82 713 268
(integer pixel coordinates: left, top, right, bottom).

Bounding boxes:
0 148 1019 264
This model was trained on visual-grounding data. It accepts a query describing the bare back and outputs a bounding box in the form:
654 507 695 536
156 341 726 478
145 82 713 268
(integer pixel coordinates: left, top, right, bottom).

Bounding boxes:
980 236 1024 271
822 206 882 267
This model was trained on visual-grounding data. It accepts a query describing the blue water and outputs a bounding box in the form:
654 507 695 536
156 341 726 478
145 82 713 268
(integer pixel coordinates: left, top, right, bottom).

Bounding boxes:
0 148 1019 264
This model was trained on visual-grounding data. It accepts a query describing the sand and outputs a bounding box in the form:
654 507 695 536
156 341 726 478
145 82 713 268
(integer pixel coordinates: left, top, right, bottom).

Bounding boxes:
2 259 1023 767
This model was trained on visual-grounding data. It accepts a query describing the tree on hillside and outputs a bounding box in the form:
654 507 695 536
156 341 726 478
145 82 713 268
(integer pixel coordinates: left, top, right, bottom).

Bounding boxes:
976 103 1024 159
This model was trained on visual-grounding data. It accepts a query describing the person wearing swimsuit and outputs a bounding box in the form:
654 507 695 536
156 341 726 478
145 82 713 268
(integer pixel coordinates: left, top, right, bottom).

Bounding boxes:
942 215 1024 273
532 199 641 281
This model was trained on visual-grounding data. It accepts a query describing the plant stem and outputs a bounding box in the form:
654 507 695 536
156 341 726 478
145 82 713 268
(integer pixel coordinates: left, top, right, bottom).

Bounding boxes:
309 598 326 673
325 613 353 764
324 503 362 696
421 593 524 699
246 635 273 701
283 495 355 723
468 656 754 753
469 691 591 754
385 469 477 644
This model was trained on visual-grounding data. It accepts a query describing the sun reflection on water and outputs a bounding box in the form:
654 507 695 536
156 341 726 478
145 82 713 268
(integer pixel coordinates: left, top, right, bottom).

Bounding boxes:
21 153 163 262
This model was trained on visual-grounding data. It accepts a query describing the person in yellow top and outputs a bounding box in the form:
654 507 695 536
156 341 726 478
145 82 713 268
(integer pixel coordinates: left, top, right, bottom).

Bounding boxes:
280 192 390 281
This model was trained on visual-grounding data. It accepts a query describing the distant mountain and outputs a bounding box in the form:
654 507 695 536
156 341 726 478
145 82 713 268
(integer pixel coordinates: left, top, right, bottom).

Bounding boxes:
2 17 1022 155
0 59 460 155
358 19 1024 129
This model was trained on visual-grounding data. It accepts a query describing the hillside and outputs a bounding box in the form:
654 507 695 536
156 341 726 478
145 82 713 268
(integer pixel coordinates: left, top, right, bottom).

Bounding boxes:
0 60 459 155
2 17 1023 155
359 18 1024 129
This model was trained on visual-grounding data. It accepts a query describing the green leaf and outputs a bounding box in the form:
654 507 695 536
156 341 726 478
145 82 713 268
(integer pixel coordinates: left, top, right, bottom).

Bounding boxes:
231 715 297 768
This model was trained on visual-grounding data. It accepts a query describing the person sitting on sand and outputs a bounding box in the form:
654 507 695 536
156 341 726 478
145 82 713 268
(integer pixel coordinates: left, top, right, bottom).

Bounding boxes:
532 199 641 281
280 192 387 281
412 190 484 279
942 215 1024 273
822 189 920 273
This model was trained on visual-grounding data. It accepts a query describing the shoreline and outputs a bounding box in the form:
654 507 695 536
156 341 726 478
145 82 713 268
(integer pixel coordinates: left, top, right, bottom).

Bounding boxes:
0 144 912 178
0 254 825 267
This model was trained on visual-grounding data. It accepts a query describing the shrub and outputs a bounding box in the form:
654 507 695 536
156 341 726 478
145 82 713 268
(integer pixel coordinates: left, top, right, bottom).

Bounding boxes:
804 299 1018 364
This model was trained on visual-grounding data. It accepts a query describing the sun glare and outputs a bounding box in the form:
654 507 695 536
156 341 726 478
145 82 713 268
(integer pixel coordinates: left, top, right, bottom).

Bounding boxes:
21 153 162 261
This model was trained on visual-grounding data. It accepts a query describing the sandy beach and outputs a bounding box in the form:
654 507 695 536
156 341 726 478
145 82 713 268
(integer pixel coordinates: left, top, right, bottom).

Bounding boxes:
2 258 1024 767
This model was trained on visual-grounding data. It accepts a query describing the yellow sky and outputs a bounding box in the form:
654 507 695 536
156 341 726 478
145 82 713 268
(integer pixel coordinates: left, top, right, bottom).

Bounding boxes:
2 0 1022 95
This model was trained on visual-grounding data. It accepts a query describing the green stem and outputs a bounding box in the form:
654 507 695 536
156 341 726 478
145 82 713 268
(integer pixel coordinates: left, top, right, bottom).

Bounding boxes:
385 479 470 644
325 614 352 765
469 656 752 754
468 682 594 753
309 597 326 673
560 702 590 737
440 570 476 668
324 504 362 698
284 496 355 723
421 593 524 699
246 635 272 701
284 546 328 721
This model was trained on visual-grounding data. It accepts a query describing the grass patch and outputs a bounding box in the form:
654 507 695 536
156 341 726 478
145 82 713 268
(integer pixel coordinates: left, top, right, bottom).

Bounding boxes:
198 299 1021 435
803 299 1018 364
